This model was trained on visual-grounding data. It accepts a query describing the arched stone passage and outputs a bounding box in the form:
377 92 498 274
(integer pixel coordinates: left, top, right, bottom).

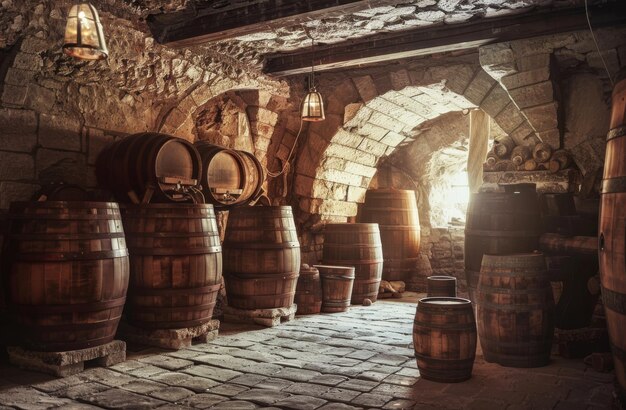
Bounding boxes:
293 56 537 222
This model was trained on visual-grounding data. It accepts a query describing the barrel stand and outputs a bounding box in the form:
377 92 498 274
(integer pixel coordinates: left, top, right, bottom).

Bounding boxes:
223 304 297 327
6 340 126 377
118 320 220 350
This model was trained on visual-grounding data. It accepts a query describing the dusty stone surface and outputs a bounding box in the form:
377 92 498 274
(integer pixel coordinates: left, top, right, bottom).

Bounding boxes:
224 304 298 327
0 300 616 410
119 320 220 350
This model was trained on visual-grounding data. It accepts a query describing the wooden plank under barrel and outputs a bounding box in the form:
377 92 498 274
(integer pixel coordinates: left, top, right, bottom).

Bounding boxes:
599 69 626 406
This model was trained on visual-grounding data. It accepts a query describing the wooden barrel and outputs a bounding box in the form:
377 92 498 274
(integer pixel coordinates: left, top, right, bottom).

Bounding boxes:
121 204 222 329
359 189 420 283
3 201 129 351
322 223 383 304
96 133 202 204
427 276 457 297
194 141 264 208
315 265 355 313
600 69 626 404
476 253 555 368
222 206 300 309
295 265 322 315
465 184 541 302
407 254 432 292
413 297 477 382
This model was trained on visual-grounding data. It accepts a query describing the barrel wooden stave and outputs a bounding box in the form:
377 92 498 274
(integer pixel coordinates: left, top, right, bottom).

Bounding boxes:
122 204 222 329
464 187 541 301
476 253 555 368
427 276 457 297
295 266 322 315
600 71 626 403
315 265 355 313
322 223 383 304
223 206 300 310
4 201 129 351
413 297 477 383
359 190 420 283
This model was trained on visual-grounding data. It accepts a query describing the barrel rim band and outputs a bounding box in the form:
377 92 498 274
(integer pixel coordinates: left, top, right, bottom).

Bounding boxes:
607 126 626 142
322 259 384 265
602 177 626 194
9 297 127 314
602 287 626 315
130 283 221 297
414 354 476 363
125 231 219 239
223 242 300 250
12 248 129 261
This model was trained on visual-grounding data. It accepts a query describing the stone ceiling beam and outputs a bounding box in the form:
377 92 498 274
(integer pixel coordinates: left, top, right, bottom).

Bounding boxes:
148 0 384 47
264 3 626 76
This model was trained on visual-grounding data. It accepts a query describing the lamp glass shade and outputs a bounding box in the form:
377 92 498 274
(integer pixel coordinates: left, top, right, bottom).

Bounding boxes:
63 3 108 60
301 89 325 122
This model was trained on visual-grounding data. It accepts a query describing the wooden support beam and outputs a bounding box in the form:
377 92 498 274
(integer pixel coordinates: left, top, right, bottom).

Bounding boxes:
264 3 626 76
148 0 381 47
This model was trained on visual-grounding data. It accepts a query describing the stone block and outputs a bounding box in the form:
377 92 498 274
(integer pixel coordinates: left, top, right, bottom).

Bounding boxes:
36 148 88 186
479 43 517 81
2 84 27 107
508 122 536 146
347 186 367 203
463 69 496 106
510 33 575 57
318 168 363 187
356 123 389 142
0 132 37 153
429 64 476 95
390 69 411 91
0 108 37 134
523 101 559 133
508 81 554 109
368 111 405 133
344 103 364 124
39 114 81 151
343 161 377 178
536 128 561 150
0 151 35 180
12 52 43 71
516 53 551 72
4 67 36 86
501 67 550 89
24 83 56 113
247 107 278 127
479 85 510 118
380 131 405 147
494 103 525 133
118 320 220 350
0 181 40 209
357 138 389 157
352 75 378 102
7 340 126 378
223 304 297 327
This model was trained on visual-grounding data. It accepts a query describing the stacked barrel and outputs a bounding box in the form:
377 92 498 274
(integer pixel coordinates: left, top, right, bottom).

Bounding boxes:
599 69 626 405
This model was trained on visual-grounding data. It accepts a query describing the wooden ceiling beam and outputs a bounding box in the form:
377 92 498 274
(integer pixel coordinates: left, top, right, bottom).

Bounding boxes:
263 3 626 76
148 0 381 47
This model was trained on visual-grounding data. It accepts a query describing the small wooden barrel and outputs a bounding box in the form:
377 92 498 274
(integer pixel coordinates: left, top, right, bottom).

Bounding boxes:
122 204 222 329
223 206 300 309
322 223 383 304
96 133 202 204
413 297 477 383
295 265 322 315
194 142 264 208
359 189 420 283
477 253 555 368
427 276 457 297
3 201 129 351
465 184 541 302
600 69 626 403
315 265 355 313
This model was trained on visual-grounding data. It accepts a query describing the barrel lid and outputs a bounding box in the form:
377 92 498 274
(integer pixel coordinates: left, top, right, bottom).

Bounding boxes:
418 297 471 306
313 264 355 271
300 264 319 275
427 276 456 281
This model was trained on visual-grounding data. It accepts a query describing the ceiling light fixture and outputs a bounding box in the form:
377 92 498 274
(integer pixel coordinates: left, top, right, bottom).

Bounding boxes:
300 37 325 122
63 3 109 61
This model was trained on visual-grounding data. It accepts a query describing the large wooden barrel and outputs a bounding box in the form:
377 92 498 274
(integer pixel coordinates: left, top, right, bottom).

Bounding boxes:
427 276 457 297
413 297 477 382
476 253 555 368
359 189 420 282
315 265 355 313
122 204 222 329
3 201 129 351
194 141 264 208
599 70 626 404
295 265 322 315
465 184 541 301
222 206 300 309
96 133 202 204
322 223 383 304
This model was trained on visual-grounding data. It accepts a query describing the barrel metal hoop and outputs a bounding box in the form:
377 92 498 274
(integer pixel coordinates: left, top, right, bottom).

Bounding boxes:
126 231 219 239
223 242 299 249
323 259 384 265
320 275 355 280
131 283 221 297
602 177 626 194
14 248 129 261
128 246 221 256
229 291 294 301
606 126 626 142
414 354 475 364
10 232 126 241
602 287 626 315
10 297 126 314
413 320 476 330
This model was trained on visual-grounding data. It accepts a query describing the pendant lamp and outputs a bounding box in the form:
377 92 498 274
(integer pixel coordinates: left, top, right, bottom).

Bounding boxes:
63 3 109 60
301 38 325 122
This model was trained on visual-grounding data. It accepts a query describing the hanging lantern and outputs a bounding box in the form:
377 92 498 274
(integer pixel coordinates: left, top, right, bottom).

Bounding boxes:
300 38 325 122
63 3 109 61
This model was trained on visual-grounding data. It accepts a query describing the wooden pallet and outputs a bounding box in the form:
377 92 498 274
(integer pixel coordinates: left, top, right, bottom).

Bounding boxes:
223 304 297 327
119 320 220 350
7 340 126 378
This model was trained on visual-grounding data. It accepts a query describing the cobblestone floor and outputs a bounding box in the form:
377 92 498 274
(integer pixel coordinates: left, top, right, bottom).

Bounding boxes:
0 297 616 410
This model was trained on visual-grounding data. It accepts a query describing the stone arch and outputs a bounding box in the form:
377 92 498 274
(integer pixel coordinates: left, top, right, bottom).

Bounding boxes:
294 58 537 221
